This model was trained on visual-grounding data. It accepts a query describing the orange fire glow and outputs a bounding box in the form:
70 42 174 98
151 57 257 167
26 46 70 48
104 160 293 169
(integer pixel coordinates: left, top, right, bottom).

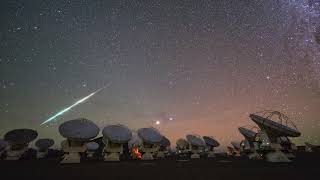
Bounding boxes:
132 147 142 159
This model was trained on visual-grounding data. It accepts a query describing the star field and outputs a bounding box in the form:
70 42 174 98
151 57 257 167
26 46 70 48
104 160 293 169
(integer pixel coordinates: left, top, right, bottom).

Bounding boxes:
0 0 320 148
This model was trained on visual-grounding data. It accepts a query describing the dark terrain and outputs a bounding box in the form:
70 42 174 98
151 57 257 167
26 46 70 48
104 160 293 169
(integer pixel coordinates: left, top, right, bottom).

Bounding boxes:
1 152 319 180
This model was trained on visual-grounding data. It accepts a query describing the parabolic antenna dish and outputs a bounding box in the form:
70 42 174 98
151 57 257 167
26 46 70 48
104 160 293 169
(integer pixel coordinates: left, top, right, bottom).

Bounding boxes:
231 141 240 150
203 136 220 147
86 142 99 151
238 127 257 141
4 129 38 144
176 138 189 147
186 134 205 147
35 139 54 149
160 136 170 147
249 111 301 137
102 124 132 143
0 139 9 150
137 127 162 144
59 118 99 141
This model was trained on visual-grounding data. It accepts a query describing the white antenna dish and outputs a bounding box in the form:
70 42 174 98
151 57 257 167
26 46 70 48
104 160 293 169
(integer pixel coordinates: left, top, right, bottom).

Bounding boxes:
203 136 219 158
157 136 170 159
176 138 190 159
203 136 220 147
176 138 189 150
137 127 163 160
238 127 257 141
186 134 205 147
138 127 162 144
4 129 38 145
249 111 301 162
4 129 38 160
59 118 100 141
186 134 205 159
102 124 132 143
237 126 261 159
249 111 301 137
86 142 99 151
35 139 54 149
102 124 132 161
160 136 170 148
35 138 54 159
231 141 241 150
59 118 99 163
86 142 99 158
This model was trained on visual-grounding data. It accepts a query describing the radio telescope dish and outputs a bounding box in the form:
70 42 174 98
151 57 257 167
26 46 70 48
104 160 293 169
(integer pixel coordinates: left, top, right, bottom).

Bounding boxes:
176 138 190 160
35 138 54 159
137 127 163 160
59 118 99 163
231 141 240 150
186 134 205 147
160 136 170 148
230 141 241 157
86 141 99 151
59 118 100 141
203 136 220 147
186 134 205 159
102 124 132 161
4 129 38 145
86 142 99 158
138 127 162 144
238 127 257 141
249 111 301 162
249 111 301 137
238 126 260 159
157 136 170 159
203 136 219 158
176 138 189 149
35 139 54 149
4 129 38 160
102 124 132 144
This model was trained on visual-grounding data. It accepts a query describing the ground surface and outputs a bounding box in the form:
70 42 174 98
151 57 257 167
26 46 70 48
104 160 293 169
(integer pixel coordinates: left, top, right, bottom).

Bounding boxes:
0 152 319 180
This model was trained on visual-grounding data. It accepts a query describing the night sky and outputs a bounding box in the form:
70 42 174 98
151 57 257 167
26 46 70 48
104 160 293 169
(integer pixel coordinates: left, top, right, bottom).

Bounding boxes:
1 0 320 148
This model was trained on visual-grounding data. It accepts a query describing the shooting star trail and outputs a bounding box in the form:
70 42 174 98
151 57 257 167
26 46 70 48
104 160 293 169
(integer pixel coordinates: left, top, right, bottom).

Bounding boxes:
40 86 108 125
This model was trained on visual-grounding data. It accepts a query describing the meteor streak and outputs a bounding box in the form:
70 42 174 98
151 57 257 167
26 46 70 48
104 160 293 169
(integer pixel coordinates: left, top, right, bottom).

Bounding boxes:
40 86 107 125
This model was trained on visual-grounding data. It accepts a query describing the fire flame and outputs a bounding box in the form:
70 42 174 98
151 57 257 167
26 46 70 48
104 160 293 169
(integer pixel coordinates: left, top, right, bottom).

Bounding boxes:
132 147 142 159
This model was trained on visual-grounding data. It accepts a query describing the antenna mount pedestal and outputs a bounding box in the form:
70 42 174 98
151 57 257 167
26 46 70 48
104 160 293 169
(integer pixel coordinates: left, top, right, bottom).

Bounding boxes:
60 140 86 164
103 143 123 161
5 146 28 160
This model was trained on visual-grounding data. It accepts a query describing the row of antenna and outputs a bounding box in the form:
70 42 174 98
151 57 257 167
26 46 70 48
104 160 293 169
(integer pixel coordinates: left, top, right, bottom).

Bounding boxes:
228 110 302 162
0 110 311 163
0 118 221 162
